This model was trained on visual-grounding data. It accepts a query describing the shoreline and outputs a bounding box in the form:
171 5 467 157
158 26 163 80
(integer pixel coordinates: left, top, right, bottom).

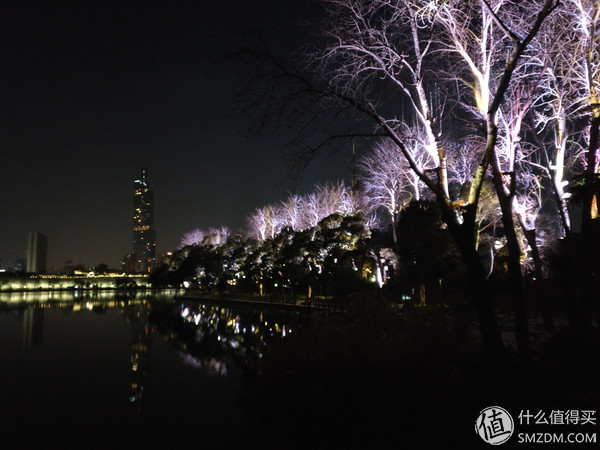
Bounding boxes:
176 294 347 312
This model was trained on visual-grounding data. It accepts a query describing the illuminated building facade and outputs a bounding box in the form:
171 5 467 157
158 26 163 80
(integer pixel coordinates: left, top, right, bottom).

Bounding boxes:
132 168 156 273
26 231 47 273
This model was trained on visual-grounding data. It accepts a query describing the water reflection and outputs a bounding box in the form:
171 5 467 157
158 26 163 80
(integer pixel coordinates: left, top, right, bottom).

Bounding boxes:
148 300 303 381
0 288 135 303
22 307 44 348
1 291 300 386
0 290 299 448
123 301 153 412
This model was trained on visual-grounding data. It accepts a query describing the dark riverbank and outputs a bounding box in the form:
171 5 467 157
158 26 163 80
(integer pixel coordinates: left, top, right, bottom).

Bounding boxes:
176 293 352 312
1 290 597 448
239 296 600 449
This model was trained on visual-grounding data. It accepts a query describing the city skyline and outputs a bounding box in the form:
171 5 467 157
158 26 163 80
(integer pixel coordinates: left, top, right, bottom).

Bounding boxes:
0 1 354 270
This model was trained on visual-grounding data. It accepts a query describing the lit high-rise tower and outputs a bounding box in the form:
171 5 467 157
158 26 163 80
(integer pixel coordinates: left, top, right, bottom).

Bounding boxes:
132 168 156 273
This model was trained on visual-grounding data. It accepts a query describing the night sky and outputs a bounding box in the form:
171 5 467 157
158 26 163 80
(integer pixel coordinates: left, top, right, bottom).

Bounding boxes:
0 1 353 270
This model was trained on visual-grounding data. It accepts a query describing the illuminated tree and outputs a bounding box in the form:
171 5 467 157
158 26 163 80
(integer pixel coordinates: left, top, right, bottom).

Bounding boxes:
494 0 600 329
204 226 231 246
180 229 205 248
180 226 231 248
279 193 305 231
311 0 451 197
546 0 600 327
339 182 366 215
232 0 577 355
316 180 359 216
566 0 600 232
246 205 282 241
359 131 434 246
523 0 599 238
296 0 560 357
300 181 359 230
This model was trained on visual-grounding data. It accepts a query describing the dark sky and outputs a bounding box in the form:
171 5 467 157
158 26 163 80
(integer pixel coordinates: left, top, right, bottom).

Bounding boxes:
0 1 354 270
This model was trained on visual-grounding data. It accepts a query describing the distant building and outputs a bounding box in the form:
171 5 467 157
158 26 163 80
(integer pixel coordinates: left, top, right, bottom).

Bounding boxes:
26 232 47 273
14 258 26 273
121 253 139 274
132 168 156 273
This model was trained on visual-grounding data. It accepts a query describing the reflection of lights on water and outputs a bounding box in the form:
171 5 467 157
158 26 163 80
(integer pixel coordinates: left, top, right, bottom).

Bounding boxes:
179 352 227 375
176 303 293 369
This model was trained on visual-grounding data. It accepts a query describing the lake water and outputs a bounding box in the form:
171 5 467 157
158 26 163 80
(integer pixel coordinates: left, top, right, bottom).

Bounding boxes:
0 290 301 449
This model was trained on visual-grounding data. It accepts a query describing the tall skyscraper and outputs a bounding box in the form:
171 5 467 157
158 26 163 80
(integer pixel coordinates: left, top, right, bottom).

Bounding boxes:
26 232 47 273
132 168 156 273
